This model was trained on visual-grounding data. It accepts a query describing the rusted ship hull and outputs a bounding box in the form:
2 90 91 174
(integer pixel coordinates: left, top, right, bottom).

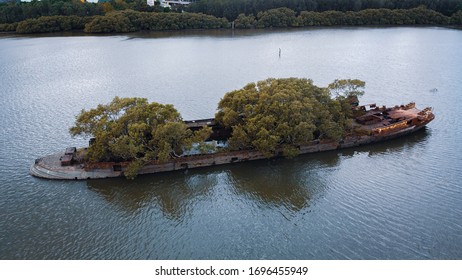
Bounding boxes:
30 104 434 180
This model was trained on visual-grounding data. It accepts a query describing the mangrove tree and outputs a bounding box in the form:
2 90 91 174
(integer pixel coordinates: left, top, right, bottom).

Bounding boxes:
70 96 212 178
215 78 365 157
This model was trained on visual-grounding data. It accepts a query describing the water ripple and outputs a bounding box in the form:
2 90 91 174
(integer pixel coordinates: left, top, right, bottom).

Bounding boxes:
2 28 462 259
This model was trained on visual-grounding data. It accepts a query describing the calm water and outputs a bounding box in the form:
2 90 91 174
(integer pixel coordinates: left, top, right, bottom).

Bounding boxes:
1 27 461 259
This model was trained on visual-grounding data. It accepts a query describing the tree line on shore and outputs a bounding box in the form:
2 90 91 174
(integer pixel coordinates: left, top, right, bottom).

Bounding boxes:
0 0 159 24
70 78 364 178
3 0 460 25
1 0 462 33
1 6 461 33
236 6 461 28
0 10 229 33
187 0 462 21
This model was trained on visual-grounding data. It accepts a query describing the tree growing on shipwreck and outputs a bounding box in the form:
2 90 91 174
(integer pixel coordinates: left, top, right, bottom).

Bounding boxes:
69 78 365 179
215 78 365 157
70 97 212 179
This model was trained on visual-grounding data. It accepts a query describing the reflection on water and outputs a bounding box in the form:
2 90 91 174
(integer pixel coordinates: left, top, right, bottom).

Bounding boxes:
226 154 339 212
339 127 431 157
87 171 217 219
87 128 429 217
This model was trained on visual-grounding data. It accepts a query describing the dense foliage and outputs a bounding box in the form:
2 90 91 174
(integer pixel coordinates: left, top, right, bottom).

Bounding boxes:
1 9 228 33
15 15 93 33
69 78 365 178
0 21 17 32
236 6 452 28
2 5 460 33
84 10 228 33
0 0 103 24
452 10 462 24
255 7 296 28
3 0 461 26
0 0 160 24
188 0 462 20
215 78 365 157
70 97 211 179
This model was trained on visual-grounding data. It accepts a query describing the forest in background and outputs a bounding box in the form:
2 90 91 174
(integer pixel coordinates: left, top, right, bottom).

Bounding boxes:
188 0 462 20
0 0 461 33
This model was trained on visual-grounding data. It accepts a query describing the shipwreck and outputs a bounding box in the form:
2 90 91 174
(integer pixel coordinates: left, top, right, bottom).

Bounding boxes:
30 102 434 180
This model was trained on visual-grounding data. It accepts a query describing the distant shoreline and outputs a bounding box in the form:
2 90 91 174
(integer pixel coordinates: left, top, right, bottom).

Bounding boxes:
1 25 461 39
1 7 461 35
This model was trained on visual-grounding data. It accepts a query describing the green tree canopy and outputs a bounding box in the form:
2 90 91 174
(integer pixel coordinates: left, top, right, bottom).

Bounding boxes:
70 96 211 178
256 7 296 28
69 79 365 178
187 0 462 20
328 78 365 98
215 78 364 157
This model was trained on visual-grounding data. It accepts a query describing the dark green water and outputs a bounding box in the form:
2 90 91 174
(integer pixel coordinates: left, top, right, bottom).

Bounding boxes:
1 27 461 259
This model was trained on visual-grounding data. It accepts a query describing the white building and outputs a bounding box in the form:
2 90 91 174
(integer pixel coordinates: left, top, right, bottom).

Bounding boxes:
160 0 171 8
147 0 192 8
